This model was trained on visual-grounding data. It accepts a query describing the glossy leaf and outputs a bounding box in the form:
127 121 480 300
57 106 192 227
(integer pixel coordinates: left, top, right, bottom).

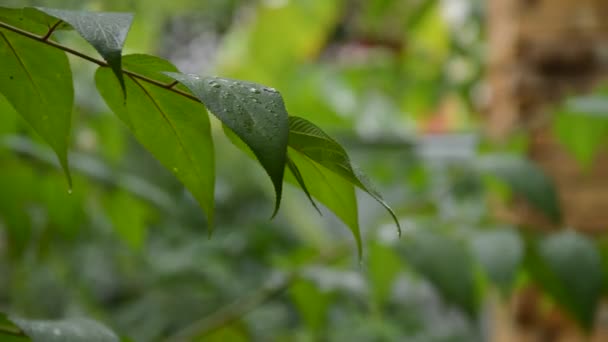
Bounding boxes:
34 7 133 93
10 316 119 342
529 231 603 330
0 26 73 186
471 229 523 294
477 155 561 223
96 54 215 227
288 148 361 257
166 73 289 216
402 231 478 317
288 116 401 235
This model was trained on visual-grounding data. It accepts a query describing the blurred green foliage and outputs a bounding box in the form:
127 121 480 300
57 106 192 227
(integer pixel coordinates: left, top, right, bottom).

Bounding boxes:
1 0 608 341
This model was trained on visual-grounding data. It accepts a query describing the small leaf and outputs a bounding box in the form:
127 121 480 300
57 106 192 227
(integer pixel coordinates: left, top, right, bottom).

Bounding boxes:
288 148 361 258
477 155 561 223
0 27 73 186
96 54 215 227
10 316 119 342
288 116 401 235
286 155 322 215
166 73 289 216
402 231 478 317
528 230 603 330
33 7 133 93
471 228 523 294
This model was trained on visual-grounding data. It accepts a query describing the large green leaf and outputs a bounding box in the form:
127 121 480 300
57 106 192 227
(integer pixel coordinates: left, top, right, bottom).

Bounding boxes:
471 228 523 294
166 73 289 216
477 155 561 223
33 7 133 93
0 26 73 186
288 148 361 257
402 231 478 317
10 316 119 342
527 230 603 330
288 116 401 234
96 54 215 227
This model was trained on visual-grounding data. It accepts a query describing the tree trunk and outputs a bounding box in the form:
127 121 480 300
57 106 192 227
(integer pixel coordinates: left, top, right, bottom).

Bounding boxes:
487 0 608 340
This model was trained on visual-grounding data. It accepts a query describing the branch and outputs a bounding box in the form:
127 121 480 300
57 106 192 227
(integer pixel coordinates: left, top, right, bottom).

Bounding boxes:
0 20 200 103
165 247 349 342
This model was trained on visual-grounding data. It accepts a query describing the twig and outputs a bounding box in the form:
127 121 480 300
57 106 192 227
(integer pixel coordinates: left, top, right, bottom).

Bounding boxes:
42 20 63 41
165 247 349 342
0 20 200 103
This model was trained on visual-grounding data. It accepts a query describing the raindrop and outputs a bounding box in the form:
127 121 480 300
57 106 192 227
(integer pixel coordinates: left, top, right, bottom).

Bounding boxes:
173 167 179 173
67 188 73 195
264 87 277 93
249 87 260 94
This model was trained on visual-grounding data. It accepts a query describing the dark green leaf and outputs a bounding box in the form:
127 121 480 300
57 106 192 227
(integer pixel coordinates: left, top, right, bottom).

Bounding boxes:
34 7 133 93
288 148 361 257
471 228 523 294
96 54 215 227
0 26 73 186
402 231 478 317
166 73 289 216
288 116 401 235
477 155 561 223
11 316 119 342
528 230 603 330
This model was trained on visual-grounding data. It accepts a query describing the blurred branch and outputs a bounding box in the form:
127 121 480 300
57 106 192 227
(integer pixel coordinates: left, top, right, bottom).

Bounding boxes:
165 246 349 342
1 135 177 213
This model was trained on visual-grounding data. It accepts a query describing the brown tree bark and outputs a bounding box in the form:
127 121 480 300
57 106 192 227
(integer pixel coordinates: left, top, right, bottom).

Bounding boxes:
487 0 608 340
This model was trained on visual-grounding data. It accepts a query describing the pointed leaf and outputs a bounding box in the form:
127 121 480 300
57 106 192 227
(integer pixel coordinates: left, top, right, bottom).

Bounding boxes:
286 155 322 215
477 155 561 223
288 116 401 235
471 228 523 294
34 7 133 93
528 231 603 330
288 148 361 258
166 73 289 216
402 231 478 317
11 316 119 342
96 54 215 227
0 27 73 186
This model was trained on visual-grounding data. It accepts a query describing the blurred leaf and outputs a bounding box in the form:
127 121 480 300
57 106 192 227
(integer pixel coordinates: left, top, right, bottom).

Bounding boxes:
402 231 478 317
554 102 608 168
368 241 402 305
105 191 149 250
0 23 73 186
34 7 133 93
166 73 289 216
471 229 523 294
10 316 119 342
290 278 332 333
0 313 28 341
288 116 401 234
477 155 561 223
96 54 215 227
197 321 249 342
527 230 603 330
287 149 361 257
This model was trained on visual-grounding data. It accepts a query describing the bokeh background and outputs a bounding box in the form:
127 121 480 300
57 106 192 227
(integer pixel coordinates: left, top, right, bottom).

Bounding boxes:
3 0 608 341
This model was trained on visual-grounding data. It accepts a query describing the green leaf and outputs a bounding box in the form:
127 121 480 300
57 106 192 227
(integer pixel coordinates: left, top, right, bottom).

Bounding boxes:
0 26 73 186
288 116 401 235
33 7 133 93
368 241 402 305
289 279 332 333
166 73 289 216
288 148 361 258
402 231 478 317
10 316 119 342
286 155 322 215
96 54 215 227
471 228 523 294
528 230 603 330
0 313 28 341
477 155 561 223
